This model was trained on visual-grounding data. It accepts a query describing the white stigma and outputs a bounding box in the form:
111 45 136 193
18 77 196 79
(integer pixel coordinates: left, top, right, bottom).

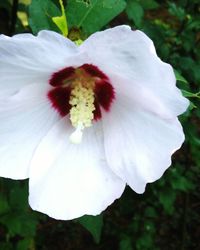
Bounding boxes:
69 123 84 144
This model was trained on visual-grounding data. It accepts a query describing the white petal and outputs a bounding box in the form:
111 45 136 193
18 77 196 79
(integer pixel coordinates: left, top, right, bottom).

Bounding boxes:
37 30 76 51
0 31 80 98
102 95 185 193
0 83 59 179
80 25 189 118
29 118 125 220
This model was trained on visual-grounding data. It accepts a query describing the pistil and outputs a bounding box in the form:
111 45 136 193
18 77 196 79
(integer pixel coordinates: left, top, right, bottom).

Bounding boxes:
69 78 95 143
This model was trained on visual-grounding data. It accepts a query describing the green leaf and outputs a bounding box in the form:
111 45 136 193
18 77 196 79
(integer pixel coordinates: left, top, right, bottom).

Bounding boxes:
168 2 185 21
77 214 103 243
144 207 157 218
9 185 28 211
0 213 38 237
158 189 176 214
181 90 200 99
19 0 31 4
52 0 68 37
67 0 126 35
16 238 34 250
126 1 144 27
171 176 195 191
0 193 9 215
120 237 133 250
0 242 13 250
188 101 197 110
139 0 159 10
174 69 188 84
29 0 60 34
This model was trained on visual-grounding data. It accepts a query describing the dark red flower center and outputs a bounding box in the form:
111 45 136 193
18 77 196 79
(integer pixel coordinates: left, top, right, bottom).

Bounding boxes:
48 64 115 121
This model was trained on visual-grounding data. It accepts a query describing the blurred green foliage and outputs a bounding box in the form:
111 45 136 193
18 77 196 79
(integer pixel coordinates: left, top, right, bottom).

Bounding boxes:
0 0 199 249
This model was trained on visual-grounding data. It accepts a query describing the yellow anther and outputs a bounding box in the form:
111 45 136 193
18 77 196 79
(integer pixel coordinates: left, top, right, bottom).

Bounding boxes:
69 78 95 143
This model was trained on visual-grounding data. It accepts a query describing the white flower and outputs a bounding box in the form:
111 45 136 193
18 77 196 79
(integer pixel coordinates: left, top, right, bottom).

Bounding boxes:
0 25 189 220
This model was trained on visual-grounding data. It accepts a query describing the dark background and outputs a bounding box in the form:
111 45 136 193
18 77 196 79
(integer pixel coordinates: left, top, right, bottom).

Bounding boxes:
0 0 199 249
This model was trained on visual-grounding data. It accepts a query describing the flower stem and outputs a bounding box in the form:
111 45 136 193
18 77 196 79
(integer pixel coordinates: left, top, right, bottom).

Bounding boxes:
9 0 18 35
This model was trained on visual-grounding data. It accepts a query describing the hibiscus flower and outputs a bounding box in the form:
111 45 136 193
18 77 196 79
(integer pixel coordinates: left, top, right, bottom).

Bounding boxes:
0 25 189 220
